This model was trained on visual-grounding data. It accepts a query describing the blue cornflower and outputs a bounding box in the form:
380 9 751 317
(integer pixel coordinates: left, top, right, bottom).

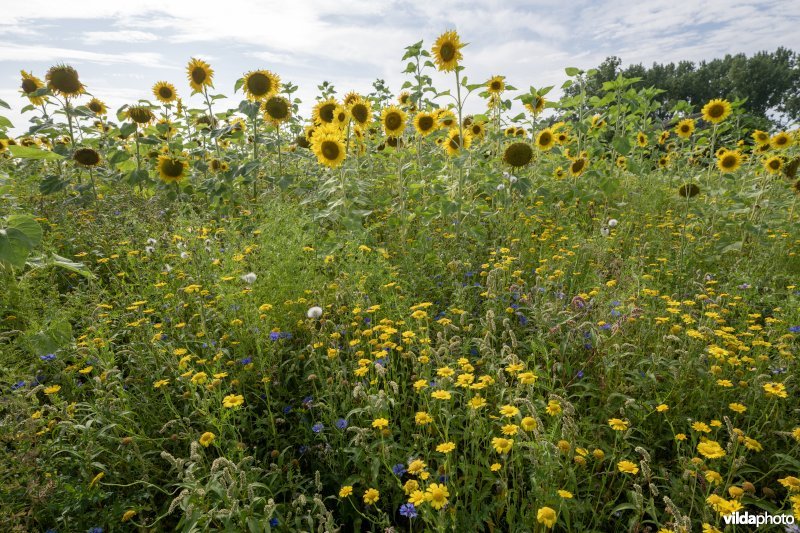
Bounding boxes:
283 406 292 414
312 423 324 433
335 418 348 429
392 463 407 476
302 396 313 407
610 309 621 317
269 332 280 341
518 314 528 326
600 323 612 330
239 357 252 365
298 445 308 454
399 503 417 518
40 354 56 362
12 380 26 390
576 370 584 379
789 325 800 333
269 518 279 527
88 528 104 533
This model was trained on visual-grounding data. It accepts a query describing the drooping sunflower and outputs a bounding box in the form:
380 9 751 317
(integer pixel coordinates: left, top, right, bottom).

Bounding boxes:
157 155 188 183
770 132 792 150
413 111 437 137
469 121 486 140
45 64 84 97
678 183 700 198
443 128 471 157
86 98 107 115
751 130 770 146
152 81 177 104
229 117 247 134
73 147 101 167
311 123 346 169
432 30 464 72
349 98 372 126
313 98 338 125
186 58 214 92
701 98 732 124
784 157 799 179
569 157 588 177
381 106 407 137
675 118 695 139
716 149 742 173
659 130 670 144
535 128 555 151
243 70 280 101
524 95 546 116
503 142 533 167
127 105 155 126
263 96 291 125
486 75 505 94
763 156 783 174
636 132 648 148
20 71 45 105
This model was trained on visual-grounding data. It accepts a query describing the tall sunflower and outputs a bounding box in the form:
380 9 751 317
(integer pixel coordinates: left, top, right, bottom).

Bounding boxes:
45 64 84 97
20 71 45 105
186 58 214 92
86 98 107 115
701 99 732 124
569 157 588 177
716 149 742 173
636 132 648 148
73 147 101 167
381 106 407 137
503 142 533 167
152 81 177 104
486 75 505 95
535 128 555 151
469 121 486 140
263 96 291 126
675 118 695 139
313 98 338 125
413 111 436 137
348 98 372 126
127 105 155 126
432 30 464 72
311 123 346 168
332 105 350 129
443 128 471 157
436 109 457 130
751 130 770 146
343 91 362 106
524 95 546 116
763 156 783 175
157 154 188 183
243 70 280 101
770 132 792 150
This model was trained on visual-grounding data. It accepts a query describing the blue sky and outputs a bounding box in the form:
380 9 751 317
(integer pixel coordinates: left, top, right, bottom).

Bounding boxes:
2 0 799 134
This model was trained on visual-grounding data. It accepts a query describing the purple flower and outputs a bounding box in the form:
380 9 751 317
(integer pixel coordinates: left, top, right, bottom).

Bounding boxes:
239 357 252 365
399 503 417 519
40 354 56 362
392 463 407 476
789 325 800 333
335 418 348 429
12 380 26 390
312 423 324 433
576 370 584 379
269 518 278 527
269 332 280 341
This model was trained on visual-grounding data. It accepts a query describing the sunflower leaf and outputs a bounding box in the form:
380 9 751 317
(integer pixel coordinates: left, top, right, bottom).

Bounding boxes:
0 98 9 109
9 145 64 160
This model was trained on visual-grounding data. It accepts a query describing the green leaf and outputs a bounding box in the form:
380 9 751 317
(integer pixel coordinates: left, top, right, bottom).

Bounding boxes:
0 215 42 268
0 115 13 129
8 145 64 160
26 253 94 278
24 319 73 357
0 98 9 109
565 67 581 76
611 136 631 156
39 174 70 195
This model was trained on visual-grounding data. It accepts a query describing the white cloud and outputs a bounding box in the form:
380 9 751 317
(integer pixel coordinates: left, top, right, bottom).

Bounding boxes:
0 42 167 68
83 30 159 44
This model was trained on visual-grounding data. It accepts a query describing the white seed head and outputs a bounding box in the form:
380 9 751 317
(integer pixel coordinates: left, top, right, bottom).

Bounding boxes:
241 272 257 284
608 218 619 228
307 306 323 319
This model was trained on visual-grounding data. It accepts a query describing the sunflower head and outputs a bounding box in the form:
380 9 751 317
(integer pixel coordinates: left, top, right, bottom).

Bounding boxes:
45 64 84 97
658 156 669 169
784 157 800 179
157 154 188 183
675 118 695 139
470 122 486 139
701 98 732 124
514 127 527 138
524 95 546 116
636 132 648 148
349 98 372 126
616 155 627 169
432 30 464 72
536 128 555 151
311 123 346 169
86 98 107 115
413 112 436 137
20 71 46 104
343 91 362 106
127 106 155 126
751 130 770 146
679 183 701 198
398 91 411 106
487 75 505 94
444 129 471 157
716 149 742 173
771 132 792 150
153 81 177 104
570 157 588 177
243 70 280 101
381 106 407 137
313 98 338 125
332 105 350 128
503 142 533 168
186 58 214 92
763 156 783 174
437 109 456 129
263 96 291 125
73 147 100 167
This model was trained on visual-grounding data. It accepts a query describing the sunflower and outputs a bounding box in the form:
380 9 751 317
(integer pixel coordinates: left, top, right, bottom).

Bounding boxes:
152 81 177 104
658 155 669 169
332 105 350 128
556 131 568 144
616 155 627 169
313 98 338 125
45 64 84 97
675 118 695 139
716 149 742 173
436 109 457 130
263 96 291 125
469 121 486 140
243 70 280 101
443 129 471 157
229 117 247 134
398 91 412 107
763 156 783 174
487 75 505 94
569 157 588 177
413 112 436 136
784 157 800 179
340 100 367 128
20 71 45 105
343 91 362 106
186 58 214 92
636 132 648 148
701 98 732 124
535 128 555 151
156 155 187 183
771 132 792 150
751 130 770 146
553 166 565 179
127 106 155 126
381 106 407 137
86 98 107 115
296 134 311 149
311 123 346 168
73 147 101 167
679 183 700 198
590 114 605 129
503 126 516 137
432 30 464 72
659 131 670 144
503 142 533 167
514 127 527 138
525 95 546 116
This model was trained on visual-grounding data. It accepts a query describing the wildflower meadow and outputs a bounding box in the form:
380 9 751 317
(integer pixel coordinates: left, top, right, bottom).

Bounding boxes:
1 27 799 533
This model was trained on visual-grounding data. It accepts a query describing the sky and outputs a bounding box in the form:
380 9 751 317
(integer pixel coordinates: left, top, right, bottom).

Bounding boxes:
2 0 799 135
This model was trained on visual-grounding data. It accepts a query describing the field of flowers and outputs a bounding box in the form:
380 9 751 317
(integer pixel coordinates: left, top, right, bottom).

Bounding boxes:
1 31 799 532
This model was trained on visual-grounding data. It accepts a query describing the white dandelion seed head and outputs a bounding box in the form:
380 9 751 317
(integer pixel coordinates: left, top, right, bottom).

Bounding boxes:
180 252 189 259
307 306 323 319
600 227 610 237
145 246 155 254
146 238 158 246
508 175 518 184
241 272 257 284
608 218 619 228
496 183 505 191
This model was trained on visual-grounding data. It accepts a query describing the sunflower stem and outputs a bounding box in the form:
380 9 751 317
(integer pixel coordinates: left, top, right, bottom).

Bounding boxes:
455 67 465 239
